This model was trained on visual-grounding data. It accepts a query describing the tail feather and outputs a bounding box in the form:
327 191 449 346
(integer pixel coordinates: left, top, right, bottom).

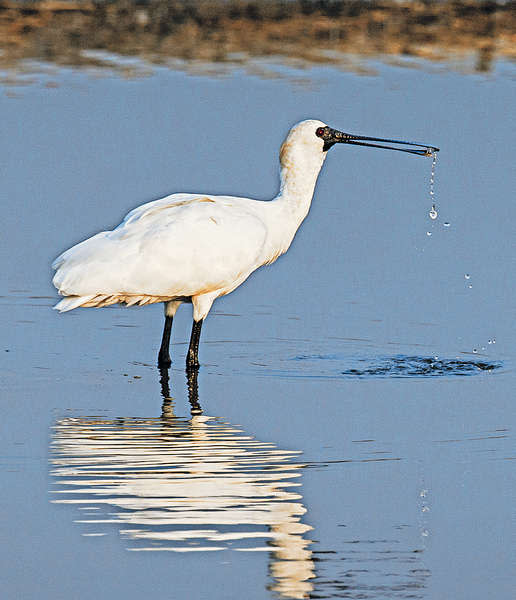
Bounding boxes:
53 293 175 312
125 296 141 307
53 295 96 312
97 296 120 308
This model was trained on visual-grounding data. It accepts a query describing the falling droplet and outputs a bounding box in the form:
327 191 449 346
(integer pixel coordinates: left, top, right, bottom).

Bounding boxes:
429 153 437 200
473 348 478 354
488 339 493 344
426 231 432 236
468 284 472 289
425 152 438 222
481 346 486 351
492 339 496 344
443 222 450 227
465 274 471 280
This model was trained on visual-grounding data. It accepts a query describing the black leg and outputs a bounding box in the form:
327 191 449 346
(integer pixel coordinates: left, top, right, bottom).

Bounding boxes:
186 319 203 369
158 315 173 368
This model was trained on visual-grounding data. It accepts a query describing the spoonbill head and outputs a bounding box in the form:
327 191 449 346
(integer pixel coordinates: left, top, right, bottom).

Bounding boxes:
52 119 438 369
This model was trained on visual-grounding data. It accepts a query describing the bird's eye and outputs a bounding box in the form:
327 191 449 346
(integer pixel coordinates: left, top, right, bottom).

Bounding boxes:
315 127 325 138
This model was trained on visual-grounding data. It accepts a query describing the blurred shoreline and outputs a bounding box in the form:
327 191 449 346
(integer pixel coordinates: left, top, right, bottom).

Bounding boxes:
0 0 514 79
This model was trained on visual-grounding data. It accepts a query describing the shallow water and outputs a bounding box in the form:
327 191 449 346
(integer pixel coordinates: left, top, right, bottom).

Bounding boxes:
1 56 515 600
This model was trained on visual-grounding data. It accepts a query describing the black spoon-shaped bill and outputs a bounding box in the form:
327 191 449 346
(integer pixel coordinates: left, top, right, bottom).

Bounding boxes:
316 126 440 156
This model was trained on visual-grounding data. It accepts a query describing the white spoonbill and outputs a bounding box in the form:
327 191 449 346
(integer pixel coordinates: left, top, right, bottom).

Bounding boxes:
52 119 438 369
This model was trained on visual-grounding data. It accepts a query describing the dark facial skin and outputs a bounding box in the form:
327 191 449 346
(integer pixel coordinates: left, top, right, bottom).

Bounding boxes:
315 126 352 151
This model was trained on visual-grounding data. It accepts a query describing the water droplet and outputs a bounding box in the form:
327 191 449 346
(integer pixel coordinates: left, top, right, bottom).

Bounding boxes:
443 222 450 227
422 506 430 513
488 339 492 344
468 284 472 289
473 348 478 354
425 152 438 221
481 346 486 351
429 153 437 200
492 339 496 344
464 274 471 280
420 489 428 498
426 231 432 236
421 529 429 537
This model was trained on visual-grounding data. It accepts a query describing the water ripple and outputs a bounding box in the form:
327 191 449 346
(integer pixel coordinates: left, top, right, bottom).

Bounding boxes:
50 407 314 599
291 354 502 379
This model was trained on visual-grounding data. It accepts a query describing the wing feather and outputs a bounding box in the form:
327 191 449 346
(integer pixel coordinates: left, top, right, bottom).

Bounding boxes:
52 194 270 303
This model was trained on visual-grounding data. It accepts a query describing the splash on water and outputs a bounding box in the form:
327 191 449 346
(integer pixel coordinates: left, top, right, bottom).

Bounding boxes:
339 355 500 378
291 354 502 379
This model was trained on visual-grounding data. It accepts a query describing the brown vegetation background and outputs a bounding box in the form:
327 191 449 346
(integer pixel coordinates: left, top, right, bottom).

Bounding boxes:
1 1 514 76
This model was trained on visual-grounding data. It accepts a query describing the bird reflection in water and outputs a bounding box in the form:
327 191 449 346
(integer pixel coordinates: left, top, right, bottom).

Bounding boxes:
50 368 315 599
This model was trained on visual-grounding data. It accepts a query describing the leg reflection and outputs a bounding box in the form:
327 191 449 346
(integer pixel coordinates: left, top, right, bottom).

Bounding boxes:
158 365 203 416
186 366 202 415
159 366 172 400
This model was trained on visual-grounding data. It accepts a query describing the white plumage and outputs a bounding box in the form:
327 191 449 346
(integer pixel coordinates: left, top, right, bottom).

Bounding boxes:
53 119 328 367
54 194 275 316
53 118 437 368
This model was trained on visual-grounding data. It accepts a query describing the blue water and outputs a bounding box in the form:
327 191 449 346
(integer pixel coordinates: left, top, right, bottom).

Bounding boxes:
1 57 515 599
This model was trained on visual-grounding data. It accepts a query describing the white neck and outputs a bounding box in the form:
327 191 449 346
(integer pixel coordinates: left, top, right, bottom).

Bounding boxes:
275 142 326 225
258 120 329 264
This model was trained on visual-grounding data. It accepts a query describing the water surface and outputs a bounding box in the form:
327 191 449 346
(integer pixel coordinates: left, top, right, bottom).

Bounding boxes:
1 50 515 600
